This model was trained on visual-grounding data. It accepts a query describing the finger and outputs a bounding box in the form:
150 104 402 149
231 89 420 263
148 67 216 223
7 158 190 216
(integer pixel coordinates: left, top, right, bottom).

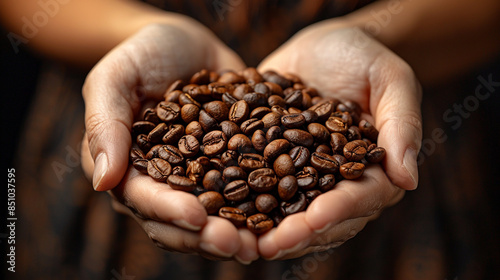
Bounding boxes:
305 165 404 232
235 228 259 265
368 55 423 190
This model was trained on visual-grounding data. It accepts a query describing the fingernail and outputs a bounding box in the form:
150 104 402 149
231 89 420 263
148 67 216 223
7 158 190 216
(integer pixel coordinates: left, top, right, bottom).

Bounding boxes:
268 239 309 260
93 153 108 191
235 255 253 265
403 148 418 190
172 219 202 231
199 242 233 258
314 222 332 234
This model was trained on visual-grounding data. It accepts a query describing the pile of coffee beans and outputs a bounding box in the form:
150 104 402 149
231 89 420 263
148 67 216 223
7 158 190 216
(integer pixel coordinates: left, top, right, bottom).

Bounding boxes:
130 68 386 235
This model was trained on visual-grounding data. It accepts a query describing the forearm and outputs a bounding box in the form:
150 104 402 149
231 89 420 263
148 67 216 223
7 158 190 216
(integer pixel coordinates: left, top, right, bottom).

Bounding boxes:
345 0 500 84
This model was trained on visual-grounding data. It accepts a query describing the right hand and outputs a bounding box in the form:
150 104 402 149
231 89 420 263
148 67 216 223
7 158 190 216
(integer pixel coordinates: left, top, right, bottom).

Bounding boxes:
81 21 258 263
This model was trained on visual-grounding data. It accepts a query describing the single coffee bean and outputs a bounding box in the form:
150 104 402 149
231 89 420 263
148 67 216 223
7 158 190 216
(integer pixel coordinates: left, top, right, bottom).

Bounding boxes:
203 130 227 156
179 92 201 107
243 92 268 109
268 95 286 108
147 158 171 181
308 123 331 144
261 112 282 129
203 170 223 192
264 82 284 96
340 162 365 180
250 107 272 119
210 158 225 172
222 91 239 106
165 80 185 94
242 67 264 85
330 133 348 154
143 107 160 123
158 145 184 165
343 140 368 162
253 82 270 95
218 71 245 84
338 100 362 122
147 123 169 143
145 144 162 159
208 82 234 100
283 129 314 147
280 192 307 216
238 153 266 172
240 118 264 135
365 145 386 163
325 116 348 134
181 103 200 124
204 100 229 122
198 191 225 215
251 130 267 152
222 166 247 183
359 120 379 142
132 121 156 135
281 113 306 129
278 175 298 201
255 194 279 214
301 92 313 109
190 69 210 84
262 70 292 89
236 201 257 216
178 135 200 157
227 134 253 153
130 148 145 163
162 124 185 145
301 110 318 124
315 144 332 155
229 100 250 124
186 161 204 184
219 207 247 227
156 101 181 123
288 107 302 114
332 111 353 127
167 175 197 192
263 139 290 162
296 166 319 190
289 146 310 169
196 156 212 174
248 168 278 192
306 190 322 204
318 174 336 192
187 85 212 103
310 152 340 174
221 150 239 167
270 105 288 116
273 154 295 178
220 120 242 139
332 154 348 166
198 109 218 132
132 158 149 174
346 125 362 141
164 89 183 103
309 100 335 122
265 126 282 143
172 165 185 176
284 90 303 108
224 180 250 201
185 121 204 140
247 213 274 235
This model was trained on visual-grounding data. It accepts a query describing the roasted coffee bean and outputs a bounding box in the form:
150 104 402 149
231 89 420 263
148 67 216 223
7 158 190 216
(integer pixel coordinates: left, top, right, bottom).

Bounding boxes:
261 112 282 129
306 190 322 203
198 191 225 214
185 121 204 140
190 69 210 84
283 129 314 147
340 162 365 180
240 118 264 135
270 105 288 116
132 158 149 174
248 168 278 192
224 180 250 201
265 126 282 143
167 175 197 192
325 116 348 134
318 174 336 192
222 166 247 183
243 92 268 109
289 146 310 169
247 213 274 235
143 108 160 123
229 100 250 124
203 130 227 156
222 91 239 106
218 71 245 84
220 120 242 139
179 92 201 107
162 124 184 145
181 104 200 124
315 144 332 155
204 100 229 122
178 135 200 157
262 70 292 89
164 89 183 103
332 154 348 166
359 120 379 142
242 67 264 85
310 100 335 122
281 113 306 129
346 126 362 141
208 82 234 100
219 207 247 227
198 110 218 132
264 139 290 162
156 101 181 123
250 107 272 119
166 79 185 94
147 123 168 143
196 156 211 174
238 153 266 172
264 82 284 96
221 150 239 167
147 158 171 181
343 140 367 161
158 145 184 164
145 144 162 159
132 121 156 135
251 130 267 152
365 145 386 163
311 152 339 174
332 111 353 127
255 194 279 214
203 170 223 192
338 100 362 121
268 95 286 108
273 154 295 178
285 90 303 108
182 84 197 93
227 134 253 153
186 161 204 184
187 85 212 103
172 165 185 176
280 192 307 216
209 158 225 172
237 201 257 216
253 82 270 95
301 92 313 109
288 107 302 114
296 166 319 190
301 110 318 124
130 148 145 163
278 175 298 201
330 133 348 154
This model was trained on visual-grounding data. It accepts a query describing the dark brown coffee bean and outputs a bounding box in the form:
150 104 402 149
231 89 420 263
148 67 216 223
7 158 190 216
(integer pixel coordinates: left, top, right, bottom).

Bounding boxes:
221 150 239 167
178 135 200 158
224 180 250 201
227 134 253 153
203 170 223 192
179 92 201 107
318 174 336 192
132 121 156 135
248 168 278 192
266 126 282 143
253 82 270 95
165 80 185 94
278 175 298 201
343 140 368 161
204 101 229 122
219 207 247 227
210 158 225 172
198 191 225 215
167 175 197 192
164 89 183 103
281 113 306 129
220 120 242 139
185 121 204 140
306 190 322 204
203 130 227 156
237 201 257 216
325 117 348 134
332 111 353 127
218 71 245 84
285 90 303 108
158 145 184 164
250 107 272 119
232 84 251 100
143 108 160 123
222 91 239 106
330 133 348 154
261 112 282 129
132 158 148 174
147 158 171 181
365 146 386 163
264 139 290 162
309 100 336 122
307 123 330 144
242 67 264 85
186 161 204 184
187 85 212 103
251 130 267 152
288 107 302 114
340 162 365 180
270 105 288 116
301 110 318 124
240 118 264 135
130 148 145 163
181 104 200 124
262 70 292 89
332 154 348 166
264 82 284 96
255 194 278 214
144 144 161 159
296 166 319 190
147 123 168 143
222 166 247 183
314 144 330 155
268 95 286 108
289 146 310 169
162 124 184 145
310 152 339 174
346 126 362 141
198 109 218 132
301 92 313 109
273 154 295 178
243 92 268 109
238 153 266 172
280 192 307 216
229 100 250 124
208 82 234 100
247 213 274 235
190 69 210 84
172 165 185 176
283 129 314 147
196 156 211 174
156 101 181 123
359 120 379 142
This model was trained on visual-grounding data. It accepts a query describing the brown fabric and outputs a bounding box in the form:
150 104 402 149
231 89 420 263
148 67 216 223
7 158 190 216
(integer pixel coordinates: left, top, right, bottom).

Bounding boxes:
9 1 500 279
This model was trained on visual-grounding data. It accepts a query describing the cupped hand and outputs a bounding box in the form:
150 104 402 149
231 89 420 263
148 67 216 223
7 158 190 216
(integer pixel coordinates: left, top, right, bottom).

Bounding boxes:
257 23 422 259
81 21 258 263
